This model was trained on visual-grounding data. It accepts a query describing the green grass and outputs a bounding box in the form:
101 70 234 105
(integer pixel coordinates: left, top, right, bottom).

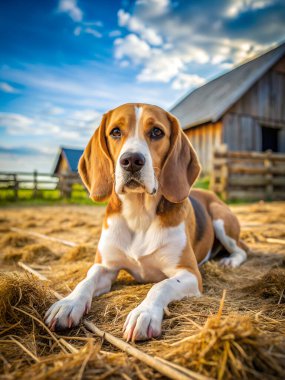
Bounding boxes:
194 176 210 190
0 184 102 207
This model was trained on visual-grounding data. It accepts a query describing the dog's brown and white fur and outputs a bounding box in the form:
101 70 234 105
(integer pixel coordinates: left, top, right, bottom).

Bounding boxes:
45 103 247 341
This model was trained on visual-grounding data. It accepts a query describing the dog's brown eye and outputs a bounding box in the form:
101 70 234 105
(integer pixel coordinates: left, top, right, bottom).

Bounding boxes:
110 127 121 139
150 127 164 140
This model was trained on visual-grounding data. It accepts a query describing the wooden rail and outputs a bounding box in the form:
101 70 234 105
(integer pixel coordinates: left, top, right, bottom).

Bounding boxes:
0 171 86 199
210 147 285 201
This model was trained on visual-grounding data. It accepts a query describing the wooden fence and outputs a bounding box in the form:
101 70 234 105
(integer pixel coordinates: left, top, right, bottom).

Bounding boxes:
0 171 86 199
210 147 285 201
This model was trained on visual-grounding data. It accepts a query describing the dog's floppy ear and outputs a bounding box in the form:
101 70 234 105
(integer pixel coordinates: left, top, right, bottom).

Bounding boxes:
78 113 113 202
160 113 201 203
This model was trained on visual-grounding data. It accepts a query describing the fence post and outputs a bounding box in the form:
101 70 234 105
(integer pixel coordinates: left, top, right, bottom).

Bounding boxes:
264 150 273 200
60 174 72 198
220 145 229 201
221 163 229 201
210 149 217 192
66 176 72 198
33 170 38 198
13 174 18 200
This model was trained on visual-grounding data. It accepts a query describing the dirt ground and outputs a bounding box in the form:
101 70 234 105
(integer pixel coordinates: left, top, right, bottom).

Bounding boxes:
0 201 285 379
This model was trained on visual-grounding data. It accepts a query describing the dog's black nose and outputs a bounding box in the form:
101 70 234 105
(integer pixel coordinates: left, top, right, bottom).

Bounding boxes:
120 152 145 172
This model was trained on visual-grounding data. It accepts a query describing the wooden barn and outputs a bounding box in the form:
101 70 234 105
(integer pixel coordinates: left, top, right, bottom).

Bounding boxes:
171 42 285 173
53 147 84 176
53 147 84 196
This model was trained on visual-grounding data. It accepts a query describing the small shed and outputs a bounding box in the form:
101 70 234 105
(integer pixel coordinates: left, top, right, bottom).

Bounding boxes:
171 42 285 173
53 147 84 176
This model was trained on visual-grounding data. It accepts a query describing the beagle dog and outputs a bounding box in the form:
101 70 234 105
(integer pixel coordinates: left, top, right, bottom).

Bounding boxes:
45 103 247 341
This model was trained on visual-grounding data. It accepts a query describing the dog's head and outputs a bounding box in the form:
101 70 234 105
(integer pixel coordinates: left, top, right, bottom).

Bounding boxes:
78 103 201 203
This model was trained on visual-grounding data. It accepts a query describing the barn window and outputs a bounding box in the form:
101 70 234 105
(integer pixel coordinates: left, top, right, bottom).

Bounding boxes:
261 126 280 152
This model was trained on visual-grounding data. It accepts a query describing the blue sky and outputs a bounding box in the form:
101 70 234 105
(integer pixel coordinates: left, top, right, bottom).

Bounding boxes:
0 0 285 172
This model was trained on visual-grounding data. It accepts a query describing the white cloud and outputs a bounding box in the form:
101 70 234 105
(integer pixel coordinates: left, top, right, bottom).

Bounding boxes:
74 26 81 36
137 51 207 87
225 0 274 18
0 112 61 137
85 27 102 38
84 20 103 27
113 0 279 91
211 44 231 65
119 60 130 68
142 28 162 46
109 30 122 38
0 113 33 131
0 110 100 142
250 0 275 10
114 5 212 89
58 0 83 22
118 9 130 26
136 0 170 17
70 109 101 127
74 26 102 38
0 82 19 93
114 34 151 64
114 34 209 86
137 53 184 83
45 105 65 116
118 9 162 45
181 46 210 65
71 109 99 121
172 73 206 90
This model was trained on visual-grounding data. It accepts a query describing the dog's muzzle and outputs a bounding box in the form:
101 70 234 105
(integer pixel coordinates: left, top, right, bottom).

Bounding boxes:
119 152 146 191
115 145 157 195
120 152 145 173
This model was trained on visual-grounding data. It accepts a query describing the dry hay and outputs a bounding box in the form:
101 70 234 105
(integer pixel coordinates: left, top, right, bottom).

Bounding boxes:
0 217 10 233
0 232 35 248
88 271 285 380
47 227 68 234
2 244 59 264
0 272 134 380
1 203 285 379
21 221 37 229
61 245 97 262
242 268 285 302
162 296 285 380
10 341 128 380
0 271 55 374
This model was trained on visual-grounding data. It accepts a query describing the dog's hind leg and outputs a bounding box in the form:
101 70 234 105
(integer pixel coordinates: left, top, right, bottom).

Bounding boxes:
210 202 248 268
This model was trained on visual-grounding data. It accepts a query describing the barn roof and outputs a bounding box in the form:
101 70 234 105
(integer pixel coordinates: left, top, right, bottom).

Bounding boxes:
170 42 285 130
53 147 84 174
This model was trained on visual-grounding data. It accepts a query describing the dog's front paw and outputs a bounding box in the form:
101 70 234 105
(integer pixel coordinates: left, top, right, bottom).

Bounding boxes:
219 257 239 268
123 304 163 342
45 296 91 331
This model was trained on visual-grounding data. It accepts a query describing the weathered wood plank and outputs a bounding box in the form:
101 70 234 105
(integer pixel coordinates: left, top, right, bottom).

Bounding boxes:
228 190 285 201
215 150 285 160
230 62 285 122
211 146 285 200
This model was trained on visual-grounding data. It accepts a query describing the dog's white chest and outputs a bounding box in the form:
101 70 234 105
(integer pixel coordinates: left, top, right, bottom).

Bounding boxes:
98 215 186 282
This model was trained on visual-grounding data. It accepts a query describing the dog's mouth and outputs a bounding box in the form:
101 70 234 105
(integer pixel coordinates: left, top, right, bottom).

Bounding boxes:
123 177 145 193
126 179 143 188
117 171 157 196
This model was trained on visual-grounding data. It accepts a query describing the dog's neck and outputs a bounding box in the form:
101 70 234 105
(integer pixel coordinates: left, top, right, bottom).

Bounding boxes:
119 191 161 231
106 189 189 232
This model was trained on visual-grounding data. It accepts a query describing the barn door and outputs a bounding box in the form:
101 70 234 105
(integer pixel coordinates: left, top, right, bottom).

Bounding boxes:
261 126 279 152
